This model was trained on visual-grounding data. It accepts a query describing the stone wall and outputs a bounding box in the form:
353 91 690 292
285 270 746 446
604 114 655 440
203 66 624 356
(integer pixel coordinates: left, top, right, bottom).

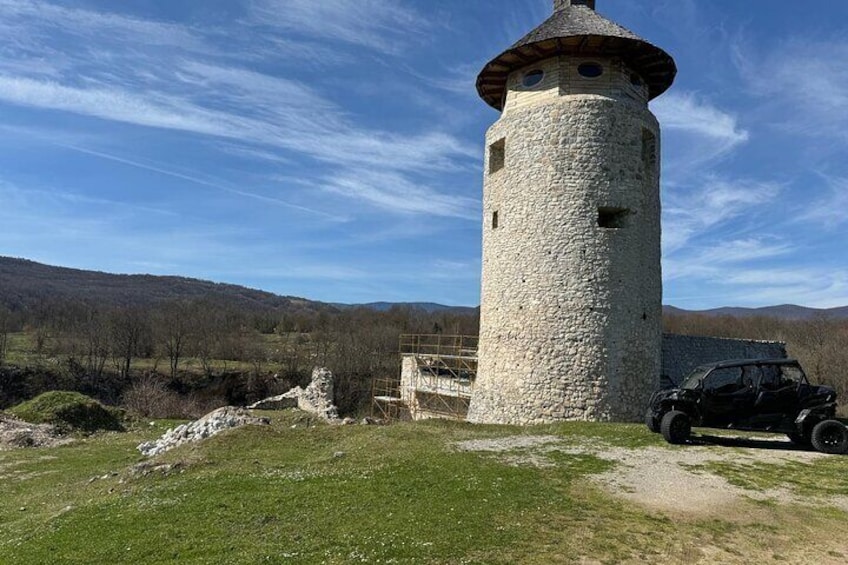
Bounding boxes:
661 334 788 387
469 57 662 425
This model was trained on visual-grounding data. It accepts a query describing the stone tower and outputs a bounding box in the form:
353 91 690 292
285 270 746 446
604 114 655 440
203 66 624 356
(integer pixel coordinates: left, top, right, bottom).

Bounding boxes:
467 0 676 424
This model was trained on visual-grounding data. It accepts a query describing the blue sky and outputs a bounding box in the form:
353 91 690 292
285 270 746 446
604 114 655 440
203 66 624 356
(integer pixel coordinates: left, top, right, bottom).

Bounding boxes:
0 0 846 309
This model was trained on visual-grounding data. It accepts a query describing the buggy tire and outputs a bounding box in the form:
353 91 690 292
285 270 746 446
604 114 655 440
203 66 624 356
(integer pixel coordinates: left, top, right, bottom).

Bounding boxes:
660 410 691 445
645 410 661 433
811 420 848 455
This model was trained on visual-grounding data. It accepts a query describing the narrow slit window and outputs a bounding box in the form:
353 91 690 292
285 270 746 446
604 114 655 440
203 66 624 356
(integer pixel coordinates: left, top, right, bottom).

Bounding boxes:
492 210 499 229
489 138 505 174
642 129 657 176
598 207 629 229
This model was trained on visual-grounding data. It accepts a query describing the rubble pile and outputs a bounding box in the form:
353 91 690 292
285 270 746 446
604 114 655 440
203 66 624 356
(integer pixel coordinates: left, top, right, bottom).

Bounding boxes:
137 406 270 457
0 412 70 449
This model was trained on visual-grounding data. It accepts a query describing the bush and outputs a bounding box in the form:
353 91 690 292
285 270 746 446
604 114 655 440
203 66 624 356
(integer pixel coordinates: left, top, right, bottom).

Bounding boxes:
9 391 124 433
122 377 225 420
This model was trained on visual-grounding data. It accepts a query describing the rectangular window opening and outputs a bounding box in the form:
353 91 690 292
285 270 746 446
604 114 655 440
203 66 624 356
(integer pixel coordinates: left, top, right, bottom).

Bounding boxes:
598 207 629 229
489 138 505 174
492 210 499 229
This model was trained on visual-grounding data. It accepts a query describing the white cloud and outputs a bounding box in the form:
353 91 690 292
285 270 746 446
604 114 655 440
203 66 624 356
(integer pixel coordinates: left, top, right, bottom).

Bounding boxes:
0 0 205 51
652 92 749 173
797 174 848 229
0 75 229 135
664 238 793 282
732 36 848 140
321 170 480 219
663 176 782 254
249 0 424 54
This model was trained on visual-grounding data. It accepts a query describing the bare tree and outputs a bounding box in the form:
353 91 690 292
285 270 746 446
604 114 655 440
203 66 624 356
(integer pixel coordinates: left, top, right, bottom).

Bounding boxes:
110 307 151 378
0 305 10 366
155 301 195 379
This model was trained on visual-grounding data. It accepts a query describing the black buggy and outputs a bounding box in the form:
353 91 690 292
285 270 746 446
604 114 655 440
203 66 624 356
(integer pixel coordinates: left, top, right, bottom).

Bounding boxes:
646 359 848 454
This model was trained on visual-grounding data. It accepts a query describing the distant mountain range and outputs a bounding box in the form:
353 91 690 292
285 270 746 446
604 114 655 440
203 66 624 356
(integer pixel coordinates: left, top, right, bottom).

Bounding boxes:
662 305 848 320
334 302 479 315
0 256 845 319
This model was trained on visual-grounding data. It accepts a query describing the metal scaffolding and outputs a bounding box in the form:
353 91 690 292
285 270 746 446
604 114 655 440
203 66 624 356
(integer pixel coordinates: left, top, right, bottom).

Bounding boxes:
371 334 478 422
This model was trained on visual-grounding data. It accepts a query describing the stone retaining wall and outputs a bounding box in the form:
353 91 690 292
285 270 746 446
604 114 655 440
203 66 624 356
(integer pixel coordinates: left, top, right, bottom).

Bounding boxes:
661 334 788 387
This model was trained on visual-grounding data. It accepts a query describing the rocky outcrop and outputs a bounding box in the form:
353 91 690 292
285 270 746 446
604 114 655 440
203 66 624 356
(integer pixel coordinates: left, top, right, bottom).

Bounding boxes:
137 406 270 457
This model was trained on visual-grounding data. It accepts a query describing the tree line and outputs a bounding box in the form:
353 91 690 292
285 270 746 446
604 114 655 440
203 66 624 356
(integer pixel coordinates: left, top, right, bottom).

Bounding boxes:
2 299 846 417
0 299 480 416
663 312 848 411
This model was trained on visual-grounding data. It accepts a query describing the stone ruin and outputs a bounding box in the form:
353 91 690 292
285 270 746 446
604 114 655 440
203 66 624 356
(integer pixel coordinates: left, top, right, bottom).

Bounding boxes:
138 368 343 457
248 367 339 421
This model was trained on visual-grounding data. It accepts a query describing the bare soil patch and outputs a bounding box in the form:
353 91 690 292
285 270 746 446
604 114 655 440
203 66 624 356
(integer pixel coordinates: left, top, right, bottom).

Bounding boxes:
0 412 72 450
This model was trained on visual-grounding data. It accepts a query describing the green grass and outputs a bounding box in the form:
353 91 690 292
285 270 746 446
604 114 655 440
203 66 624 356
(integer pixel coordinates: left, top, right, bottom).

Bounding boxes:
1 416 846 564
8 391 124 433
689 458 848 499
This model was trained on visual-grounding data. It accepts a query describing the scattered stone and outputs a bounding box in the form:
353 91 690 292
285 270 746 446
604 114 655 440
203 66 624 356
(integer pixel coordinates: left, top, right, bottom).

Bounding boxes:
0 412 72 450
333 451 346 459
341 417 357 426
360 417 385 426
137 406 270 457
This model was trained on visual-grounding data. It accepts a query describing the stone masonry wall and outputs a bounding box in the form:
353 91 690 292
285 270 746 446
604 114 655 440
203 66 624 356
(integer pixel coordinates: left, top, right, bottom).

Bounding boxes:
661 334 788 387
468 59 662 425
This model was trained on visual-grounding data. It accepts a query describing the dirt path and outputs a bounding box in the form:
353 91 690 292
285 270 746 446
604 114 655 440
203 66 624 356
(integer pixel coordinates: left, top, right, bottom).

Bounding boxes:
455 433 848 515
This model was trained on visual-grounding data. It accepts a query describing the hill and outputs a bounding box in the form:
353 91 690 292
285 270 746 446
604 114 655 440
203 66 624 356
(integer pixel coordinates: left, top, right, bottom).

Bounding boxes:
2 256 844 320
664 304 848 320
0 256 334 315
335 301 478 315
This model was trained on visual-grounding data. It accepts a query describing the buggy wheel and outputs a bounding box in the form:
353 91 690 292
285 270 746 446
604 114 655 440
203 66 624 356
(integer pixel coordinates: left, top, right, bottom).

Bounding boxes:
645 410 661 433
811 420 848 455
660 410 691 445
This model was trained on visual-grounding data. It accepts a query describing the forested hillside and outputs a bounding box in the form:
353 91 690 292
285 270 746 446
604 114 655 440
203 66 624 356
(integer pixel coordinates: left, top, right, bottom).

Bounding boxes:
0 257 334 315
1 256 845 419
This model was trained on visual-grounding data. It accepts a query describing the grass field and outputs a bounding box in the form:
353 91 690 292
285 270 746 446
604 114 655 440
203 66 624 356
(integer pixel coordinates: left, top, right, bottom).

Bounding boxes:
2 413 848 564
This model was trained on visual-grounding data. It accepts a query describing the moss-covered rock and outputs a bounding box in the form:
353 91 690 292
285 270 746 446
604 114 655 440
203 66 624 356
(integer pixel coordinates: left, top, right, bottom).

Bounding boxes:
9 391 124 433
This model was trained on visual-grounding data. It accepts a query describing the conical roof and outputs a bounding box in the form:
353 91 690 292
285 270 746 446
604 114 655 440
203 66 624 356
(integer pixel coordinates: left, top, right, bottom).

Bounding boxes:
477 1 676 110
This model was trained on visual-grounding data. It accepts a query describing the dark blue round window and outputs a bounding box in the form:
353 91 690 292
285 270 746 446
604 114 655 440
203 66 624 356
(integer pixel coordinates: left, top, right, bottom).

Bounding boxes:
578 62 604 79
522 69 545 88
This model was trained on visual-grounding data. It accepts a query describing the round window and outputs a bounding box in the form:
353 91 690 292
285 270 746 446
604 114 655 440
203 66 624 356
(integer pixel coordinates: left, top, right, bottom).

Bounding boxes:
522 69 545 88
630 73 643 87
578 62 604 79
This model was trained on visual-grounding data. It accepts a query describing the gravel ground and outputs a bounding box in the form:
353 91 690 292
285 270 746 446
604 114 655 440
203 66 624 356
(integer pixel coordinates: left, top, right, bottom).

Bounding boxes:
455 432 848 515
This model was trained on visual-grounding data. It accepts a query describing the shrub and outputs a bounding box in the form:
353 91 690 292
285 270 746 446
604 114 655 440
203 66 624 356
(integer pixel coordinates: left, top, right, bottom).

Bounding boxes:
9 391 124 433
123 377 225 420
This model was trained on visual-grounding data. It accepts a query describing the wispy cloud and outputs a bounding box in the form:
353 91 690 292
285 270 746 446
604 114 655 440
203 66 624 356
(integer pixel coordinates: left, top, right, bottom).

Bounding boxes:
663 176 782 254
665 238 793 282
321 170 479 219
797 173 848 228
732 36 848 140
0 0 203 49
652 92 749 173
56 144 344 221
248 0 425 54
